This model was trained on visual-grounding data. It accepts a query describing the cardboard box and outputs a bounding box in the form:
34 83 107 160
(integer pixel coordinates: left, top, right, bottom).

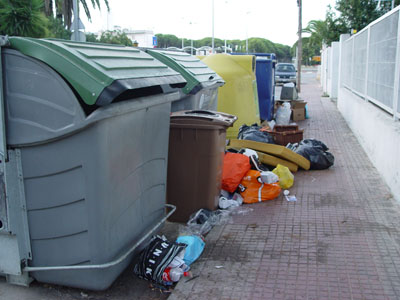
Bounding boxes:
291 101 307 121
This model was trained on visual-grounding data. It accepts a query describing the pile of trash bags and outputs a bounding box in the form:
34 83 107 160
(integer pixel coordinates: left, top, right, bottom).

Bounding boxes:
133 135 333 289
220 148 295 206
238 123 335 171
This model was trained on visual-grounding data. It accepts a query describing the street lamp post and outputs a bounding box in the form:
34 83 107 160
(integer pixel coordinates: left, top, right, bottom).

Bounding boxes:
297 0 302 92
189 21 197 55
245 11 251 53
212 0 215 53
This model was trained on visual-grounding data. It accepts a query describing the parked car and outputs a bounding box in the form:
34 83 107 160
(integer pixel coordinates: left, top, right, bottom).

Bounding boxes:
275 63 297 85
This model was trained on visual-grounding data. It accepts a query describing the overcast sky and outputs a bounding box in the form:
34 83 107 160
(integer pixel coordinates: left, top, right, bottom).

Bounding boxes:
81 0 337 46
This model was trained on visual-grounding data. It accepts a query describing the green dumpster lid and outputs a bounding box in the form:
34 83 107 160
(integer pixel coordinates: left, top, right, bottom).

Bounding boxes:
7 37 187 105
146 49 224 95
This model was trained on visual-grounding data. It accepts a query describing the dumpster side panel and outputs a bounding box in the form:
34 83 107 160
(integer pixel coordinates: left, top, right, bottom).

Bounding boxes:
18 97 172 290
3 49 86 146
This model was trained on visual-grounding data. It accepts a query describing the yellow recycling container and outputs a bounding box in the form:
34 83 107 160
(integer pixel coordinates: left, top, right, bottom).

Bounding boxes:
200 54 260 139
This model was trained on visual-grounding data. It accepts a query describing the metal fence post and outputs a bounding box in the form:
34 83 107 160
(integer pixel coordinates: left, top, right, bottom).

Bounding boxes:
338 34 350 91
351 37 355 90
364 27 371 102
392 10 400 120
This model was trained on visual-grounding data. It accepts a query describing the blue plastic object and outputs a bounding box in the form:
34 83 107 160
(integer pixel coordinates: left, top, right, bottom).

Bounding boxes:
255 57 275 121
176 235 205 266
305 104 310 119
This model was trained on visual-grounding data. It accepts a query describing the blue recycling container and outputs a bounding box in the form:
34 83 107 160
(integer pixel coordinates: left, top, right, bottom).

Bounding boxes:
255 57 275 121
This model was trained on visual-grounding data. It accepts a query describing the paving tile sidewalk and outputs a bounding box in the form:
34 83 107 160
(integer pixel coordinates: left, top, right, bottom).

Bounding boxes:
170 71 400 300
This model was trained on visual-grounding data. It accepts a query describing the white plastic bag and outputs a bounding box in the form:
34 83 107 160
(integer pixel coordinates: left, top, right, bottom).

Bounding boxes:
260 171 279 184
219 197 240 209
276 102 291 125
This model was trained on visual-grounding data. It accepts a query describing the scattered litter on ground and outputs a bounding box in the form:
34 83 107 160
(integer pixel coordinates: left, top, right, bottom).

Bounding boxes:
184 209 231 237
286 195 297 202
229 206 254 216
219 196 240 209
215 266 224 269
284 190 297 202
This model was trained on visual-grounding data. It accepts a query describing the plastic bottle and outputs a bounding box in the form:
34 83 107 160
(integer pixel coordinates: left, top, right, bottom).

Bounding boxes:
162 267 190 283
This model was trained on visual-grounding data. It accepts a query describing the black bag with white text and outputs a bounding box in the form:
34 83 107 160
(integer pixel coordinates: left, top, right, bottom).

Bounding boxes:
133 236 186 286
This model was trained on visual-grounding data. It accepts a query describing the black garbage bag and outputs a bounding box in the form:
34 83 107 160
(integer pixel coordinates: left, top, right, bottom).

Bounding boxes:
298 139 329 151
133 236 186 287
291 139 334 170
237 124 275 144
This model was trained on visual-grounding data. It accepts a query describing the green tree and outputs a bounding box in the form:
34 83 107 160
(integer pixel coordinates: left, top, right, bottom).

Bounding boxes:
155 33 292 61
99 30 132 46
324 6 347 44
299 6 348 64
335 0 400 32
335 0 380 32
195 37 224 48
85 32 98 42
155 34 181 48
299 37 321 65
303 20 326 48
274 43 292 62
44 0 109 29
0 0 49 37
46 16 71 39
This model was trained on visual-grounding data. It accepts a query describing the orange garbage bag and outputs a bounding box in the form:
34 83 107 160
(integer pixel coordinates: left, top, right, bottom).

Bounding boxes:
239 170 281 204
222 152 251 193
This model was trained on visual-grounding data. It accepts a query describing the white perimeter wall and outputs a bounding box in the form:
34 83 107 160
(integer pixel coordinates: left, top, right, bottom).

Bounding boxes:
338 87 400 202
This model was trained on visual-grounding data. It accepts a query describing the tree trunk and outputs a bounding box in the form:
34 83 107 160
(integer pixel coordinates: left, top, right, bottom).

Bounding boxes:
44 0 52 16
63 0 73 29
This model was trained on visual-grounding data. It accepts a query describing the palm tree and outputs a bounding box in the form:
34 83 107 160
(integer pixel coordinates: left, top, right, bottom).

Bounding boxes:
0 0 49 37
44 0 109 29
303 20 327 49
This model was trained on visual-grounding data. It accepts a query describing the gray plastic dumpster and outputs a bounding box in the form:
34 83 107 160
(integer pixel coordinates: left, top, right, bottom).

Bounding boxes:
146 49 224 112
0 37 186 290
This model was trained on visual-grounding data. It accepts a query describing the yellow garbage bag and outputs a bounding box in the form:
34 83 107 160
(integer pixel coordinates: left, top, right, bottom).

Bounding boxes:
272 164 294 189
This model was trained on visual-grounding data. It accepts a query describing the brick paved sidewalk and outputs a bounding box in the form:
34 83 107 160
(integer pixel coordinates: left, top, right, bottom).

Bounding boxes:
170 71 400 300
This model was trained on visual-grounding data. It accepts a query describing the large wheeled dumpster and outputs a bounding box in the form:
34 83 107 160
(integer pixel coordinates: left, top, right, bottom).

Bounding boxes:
0 37 186 290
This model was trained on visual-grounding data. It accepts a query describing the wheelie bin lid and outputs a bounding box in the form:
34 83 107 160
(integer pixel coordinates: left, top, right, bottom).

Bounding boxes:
7 37 187 106
146 49 224 95
170 110 237 128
